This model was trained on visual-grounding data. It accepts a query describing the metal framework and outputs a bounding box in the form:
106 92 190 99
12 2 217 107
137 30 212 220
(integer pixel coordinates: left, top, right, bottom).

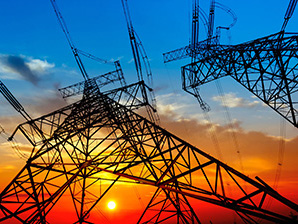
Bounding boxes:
121 0 158 121
167 32 298 128
58 65 124 99
50 0 158 124
50 0 126 88
163 0 298 128
0 82 298 223
0 1 298 223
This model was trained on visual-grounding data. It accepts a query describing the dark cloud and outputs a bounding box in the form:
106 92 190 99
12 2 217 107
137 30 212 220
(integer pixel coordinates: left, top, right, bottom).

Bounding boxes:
3 55 40 85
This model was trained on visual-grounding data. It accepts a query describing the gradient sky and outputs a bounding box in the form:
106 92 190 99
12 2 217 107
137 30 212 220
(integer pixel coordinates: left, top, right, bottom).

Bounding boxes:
0 0 297 223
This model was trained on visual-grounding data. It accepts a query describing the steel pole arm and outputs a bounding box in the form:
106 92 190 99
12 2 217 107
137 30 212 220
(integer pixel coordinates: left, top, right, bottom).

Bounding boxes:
281 0 298 32
121 0 143 81
50 0 89 80
163 37 220 63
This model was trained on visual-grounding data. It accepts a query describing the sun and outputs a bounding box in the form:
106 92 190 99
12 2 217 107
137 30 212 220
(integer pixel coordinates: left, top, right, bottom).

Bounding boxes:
107 201 116 210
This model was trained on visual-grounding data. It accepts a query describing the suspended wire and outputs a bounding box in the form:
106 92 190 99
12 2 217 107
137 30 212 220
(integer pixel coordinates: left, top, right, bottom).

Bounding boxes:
0 124 4 135
202 111 224 161
0 81 32 122
50 0 89 81
211 2 237 43
207 0 215 40
84 191 112 224
94 206 111 224
264 117 286 212
200 99 237 211
214 80 240 223
191 0 199 50
273 117 286 191
256 118 287 224
215 80 245 173
76 49 115 66
0 123 28 160
127 168 146 209
133 184 145 209
198 7 209 35
227 28 232 45
162 63 197 150
121 0 159 123
188 0 192 43
10 138 28 160
215 81 247 221
121 0 143 81
215 2 237 29
163 62 223 160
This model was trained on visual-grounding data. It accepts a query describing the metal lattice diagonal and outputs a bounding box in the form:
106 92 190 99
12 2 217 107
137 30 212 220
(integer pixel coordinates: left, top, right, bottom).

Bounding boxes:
0 83 297 224
164 32 298 127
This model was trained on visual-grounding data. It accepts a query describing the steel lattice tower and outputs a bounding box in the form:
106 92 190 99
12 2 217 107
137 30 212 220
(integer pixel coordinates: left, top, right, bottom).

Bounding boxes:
164 32 298 128
0 0 298 223
163 0 298 128
0 80 298 223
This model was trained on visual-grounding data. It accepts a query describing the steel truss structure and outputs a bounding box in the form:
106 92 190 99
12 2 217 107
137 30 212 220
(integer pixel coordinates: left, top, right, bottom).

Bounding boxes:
0 82 297 224
0 1 297 223
58 61 125 99
164 32 298 128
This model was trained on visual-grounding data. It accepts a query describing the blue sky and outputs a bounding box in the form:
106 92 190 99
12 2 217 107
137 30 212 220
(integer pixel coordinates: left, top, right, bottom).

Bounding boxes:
1 3 298 220
0 0 297 138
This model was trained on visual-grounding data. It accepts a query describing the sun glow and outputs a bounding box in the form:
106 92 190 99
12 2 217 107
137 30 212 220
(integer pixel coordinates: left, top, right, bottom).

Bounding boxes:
107 201 116 210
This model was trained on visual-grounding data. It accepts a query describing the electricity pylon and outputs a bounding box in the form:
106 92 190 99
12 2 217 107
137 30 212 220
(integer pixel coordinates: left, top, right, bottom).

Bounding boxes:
0 1 298 223
163 0 298 128
0 79 298 223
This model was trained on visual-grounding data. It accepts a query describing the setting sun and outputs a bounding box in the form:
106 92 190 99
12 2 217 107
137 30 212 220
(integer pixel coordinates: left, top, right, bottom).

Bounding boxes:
107 201 116 210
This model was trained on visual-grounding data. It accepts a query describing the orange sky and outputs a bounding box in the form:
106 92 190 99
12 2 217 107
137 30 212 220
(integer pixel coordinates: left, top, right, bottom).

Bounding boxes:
0 0 297 222
0 108 297 223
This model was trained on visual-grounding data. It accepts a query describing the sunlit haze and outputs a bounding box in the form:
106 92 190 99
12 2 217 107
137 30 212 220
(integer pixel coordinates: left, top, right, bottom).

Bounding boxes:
0 0 297 223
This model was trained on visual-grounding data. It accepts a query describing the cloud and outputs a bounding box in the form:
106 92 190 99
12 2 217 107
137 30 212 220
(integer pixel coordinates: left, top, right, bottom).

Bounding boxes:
0 86 296 192
29 94 68 116
4 55 39 85
158 111 298 189
0 141 31 156
156 93 206 121
26 58 54 73
0 116 24 134
0 165 17 173
128 58 135 64
0 55 54 85
212 92 260 108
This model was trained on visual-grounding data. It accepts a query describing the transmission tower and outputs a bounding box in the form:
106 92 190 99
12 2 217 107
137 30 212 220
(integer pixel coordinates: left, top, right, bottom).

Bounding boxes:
0 77 298 223
163 0 298 128
50 0 158 123
121 0 159 123
0 1 298 224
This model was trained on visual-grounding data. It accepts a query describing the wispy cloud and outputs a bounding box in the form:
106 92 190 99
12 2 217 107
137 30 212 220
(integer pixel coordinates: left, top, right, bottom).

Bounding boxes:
28 92 68 117
0 165 17 172
0 54 54 85
128 58 134 64
212 92 259 108
158 111 298 184
156 93 205 121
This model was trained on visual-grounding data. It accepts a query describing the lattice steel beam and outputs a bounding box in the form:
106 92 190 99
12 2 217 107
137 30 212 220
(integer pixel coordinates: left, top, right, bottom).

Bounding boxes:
0 83 297 223
179 32 298 127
